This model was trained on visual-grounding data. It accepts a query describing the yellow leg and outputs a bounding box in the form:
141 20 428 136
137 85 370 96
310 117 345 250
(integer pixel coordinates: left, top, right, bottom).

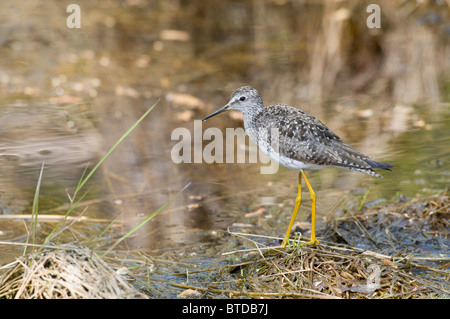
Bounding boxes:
280 170 319 248
300 170 319 245
280 172 302 247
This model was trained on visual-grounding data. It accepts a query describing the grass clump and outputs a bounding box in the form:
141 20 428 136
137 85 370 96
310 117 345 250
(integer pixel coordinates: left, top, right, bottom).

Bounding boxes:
0 244 148 299
0 100 190 299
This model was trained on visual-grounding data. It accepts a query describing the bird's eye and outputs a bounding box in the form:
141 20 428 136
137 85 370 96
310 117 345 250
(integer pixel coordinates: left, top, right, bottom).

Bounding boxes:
239 96 246 101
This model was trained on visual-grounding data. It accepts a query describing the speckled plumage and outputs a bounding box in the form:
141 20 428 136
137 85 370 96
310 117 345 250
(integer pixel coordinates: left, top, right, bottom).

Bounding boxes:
203 86 393 247
203 86 393 177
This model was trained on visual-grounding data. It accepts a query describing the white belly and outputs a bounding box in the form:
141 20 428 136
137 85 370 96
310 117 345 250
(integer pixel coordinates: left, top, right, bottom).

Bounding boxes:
255 136 324 171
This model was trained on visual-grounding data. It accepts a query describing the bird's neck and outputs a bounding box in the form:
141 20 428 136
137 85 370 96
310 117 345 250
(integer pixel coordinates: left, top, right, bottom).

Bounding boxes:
243 104 265 131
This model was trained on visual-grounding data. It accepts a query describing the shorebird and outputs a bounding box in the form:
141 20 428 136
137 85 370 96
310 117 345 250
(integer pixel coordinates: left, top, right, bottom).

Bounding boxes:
203 86 393 247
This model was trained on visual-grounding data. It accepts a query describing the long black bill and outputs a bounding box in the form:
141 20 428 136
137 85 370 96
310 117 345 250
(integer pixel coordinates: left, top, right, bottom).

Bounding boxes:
202 104 230 122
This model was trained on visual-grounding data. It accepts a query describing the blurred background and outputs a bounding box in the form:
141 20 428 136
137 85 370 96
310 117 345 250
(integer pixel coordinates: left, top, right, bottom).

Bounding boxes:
0 0 448 263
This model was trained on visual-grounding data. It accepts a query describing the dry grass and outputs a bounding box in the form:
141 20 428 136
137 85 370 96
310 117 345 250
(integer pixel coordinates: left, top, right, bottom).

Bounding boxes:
170 192 449 299
229 192 449 299
221 241 448 299
0 244 147 299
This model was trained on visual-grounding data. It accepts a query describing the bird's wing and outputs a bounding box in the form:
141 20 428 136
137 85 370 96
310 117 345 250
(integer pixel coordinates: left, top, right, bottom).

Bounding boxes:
256 105 382 176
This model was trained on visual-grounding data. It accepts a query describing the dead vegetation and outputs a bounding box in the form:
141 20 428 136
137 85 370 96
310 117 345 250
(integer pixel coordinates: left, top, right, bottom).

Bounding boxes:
223 192 449 298
0 245 147 299
0 194 447 299
171 192 449 299
220 240 447 299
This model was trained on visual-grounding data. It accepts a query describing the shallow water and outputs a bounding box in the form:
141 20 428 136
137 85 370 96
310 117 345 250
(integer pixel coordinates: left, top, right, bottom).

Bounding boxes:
0 1 449 294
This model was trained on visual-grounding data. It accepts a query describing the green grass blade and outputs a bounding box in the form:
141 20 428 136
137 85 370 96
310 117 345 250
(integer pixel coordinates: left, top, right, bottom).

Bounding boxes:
72 163 90 202
31 161 45 243
42 100 159 248
42 186 93 247
73 100 159 201
359 188 371 210
23 161 45 256
87 213 122 249
102 182 191 256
